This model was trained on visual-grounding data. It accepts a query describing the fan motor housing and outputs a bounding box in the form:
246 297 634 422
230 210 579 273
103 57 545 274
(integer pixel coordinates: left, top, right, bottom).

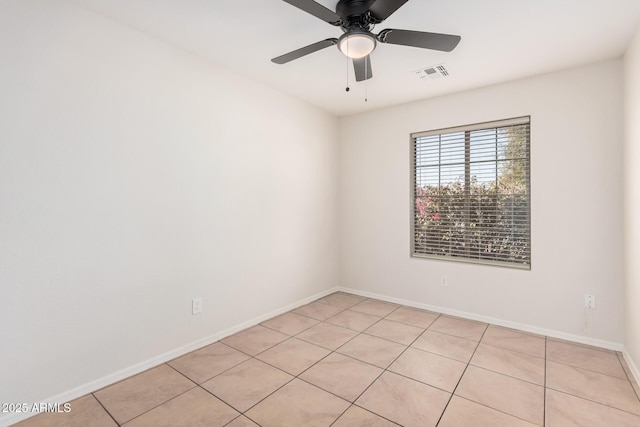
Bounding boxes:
336 0 376 30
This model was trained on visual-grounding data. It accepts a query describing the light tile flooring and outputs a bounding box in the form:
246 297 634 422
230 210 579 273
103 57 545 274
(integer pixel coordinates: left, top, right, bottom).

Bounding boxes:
15 292 640 427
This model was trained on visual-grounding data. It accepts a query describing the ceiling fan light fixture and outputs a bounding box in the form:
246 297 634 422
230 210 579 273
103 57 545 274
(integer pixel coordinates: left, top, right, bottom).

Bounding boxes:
338 31 376 58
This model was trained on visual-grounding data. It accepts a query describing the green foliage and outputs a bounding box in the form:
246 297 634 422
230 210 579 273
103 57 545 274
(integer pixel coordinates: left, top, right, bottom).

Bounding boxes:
500 126 528 186
415 169 529 265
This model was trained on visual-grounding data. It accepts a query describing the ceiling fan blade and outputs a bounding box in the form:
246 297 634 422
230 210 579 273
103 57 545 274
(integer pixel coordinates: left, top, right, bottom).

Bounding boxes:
353 55 373 82
369 0 409 22
272 38 338 64
281 0 342 25
378 29 461 52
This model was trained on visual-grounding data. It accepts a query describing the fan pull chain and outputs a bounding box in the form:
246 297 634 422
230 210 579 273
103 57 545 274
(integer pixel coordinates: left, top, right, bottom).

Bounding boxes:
345 38 350 92
345 56 350 92
364 55 368 102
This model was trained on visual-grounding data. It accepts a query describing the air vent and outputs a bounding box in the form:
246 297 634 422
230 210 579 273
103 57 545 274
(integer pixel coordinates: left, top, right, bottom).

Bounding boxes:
412 64 450 81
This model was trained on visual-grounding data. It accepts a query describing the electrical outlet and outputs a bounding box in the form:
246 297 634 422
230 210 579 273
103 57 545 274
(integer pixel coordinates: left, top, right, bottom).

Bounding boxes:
441 276 448 287
192 297 203 315
584 294 595 309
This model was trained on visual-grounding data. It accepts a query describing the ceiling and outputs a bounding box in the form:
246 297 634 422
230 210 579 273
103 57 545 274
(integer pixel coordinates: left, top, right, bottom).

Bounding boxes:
75 0 640 116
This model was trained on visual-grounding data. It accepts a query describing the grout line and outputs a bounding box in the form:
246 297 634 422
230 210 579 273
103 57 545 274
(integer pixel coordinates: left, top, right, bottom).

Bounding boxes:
328 403 403 426
90 393 121 426
546 388 640 419
463 350 546 387
252 335 335 379
435 322 488 426
344 361 386 406
114 368 198 426
215 362 297 415
547 358 634 381
259 319 321 336
289 308 348 323
91 364 199 426
632 381 640 403
327 404 352 427
616 353 640 402
451 395 544 426
384 369 458 396
463 363 546 387
221 414 245 427
164 362 199 386
198 384 241 415
220 332 291 359
314 297 364 310
477 339 546 360
546 336 620 354
182 343 253 385
293 327 361 352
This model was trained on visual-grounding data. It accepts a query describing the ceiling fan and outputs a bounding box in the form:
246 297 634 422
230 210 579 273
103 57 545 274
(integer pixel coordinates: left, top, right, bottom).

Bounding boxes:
271 0 461 82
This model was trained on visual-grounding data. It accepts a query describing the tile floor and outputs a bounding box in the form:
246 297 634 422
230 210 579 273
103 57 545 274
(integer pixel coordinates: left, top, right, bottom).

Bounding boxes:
14 292 640 427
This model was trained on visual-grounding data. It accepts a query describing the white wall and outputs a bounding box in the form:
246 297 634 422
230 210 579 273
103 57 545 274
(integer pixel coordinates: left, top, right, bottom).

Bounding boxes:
0 0 338 415
624 25 640 378
339 60 624 345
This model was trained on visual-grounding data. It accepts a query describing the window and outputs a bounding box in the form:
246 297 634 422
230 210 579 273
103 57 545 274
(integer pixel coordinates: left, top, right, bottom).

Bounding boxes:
411 117 531 268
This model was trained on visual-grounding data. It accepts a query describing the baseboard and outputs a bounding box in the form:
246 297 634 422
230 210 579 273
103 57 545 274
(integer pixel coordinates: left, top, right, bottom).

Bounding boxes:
1 286 338 427
339 286 624 352
622 348 640 385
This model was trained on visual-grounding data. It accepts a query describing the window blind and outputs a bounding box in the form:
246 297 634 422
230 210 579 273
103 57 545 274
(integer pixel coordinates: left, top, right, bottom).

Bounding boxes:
411 117 531 268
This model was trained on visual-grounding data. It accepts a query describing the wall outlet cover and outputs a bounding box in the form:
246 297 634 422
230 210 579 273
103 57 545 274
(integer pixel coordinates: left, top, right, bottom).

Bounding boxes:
192 297 203 315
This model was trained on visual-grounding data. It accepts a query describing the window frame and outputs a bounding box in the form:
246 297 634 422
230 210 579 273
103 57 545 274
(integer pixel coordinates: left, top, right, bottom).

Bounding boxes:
410 116 531 269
